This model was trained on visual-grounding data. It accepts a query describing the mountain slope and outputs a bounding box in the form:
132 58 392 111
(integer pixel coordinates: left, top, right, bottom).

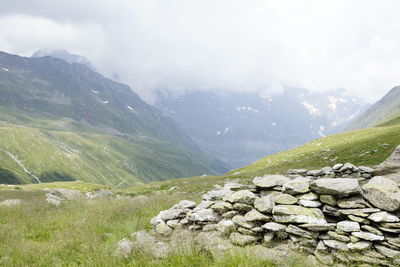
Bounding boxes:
346 86 400 130
0 51 228 186
155 88 367 168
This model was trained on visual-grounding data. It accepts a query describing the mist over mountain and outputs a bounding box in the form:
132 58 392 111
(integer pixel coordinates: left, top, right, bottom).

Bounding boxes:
156 88 368 168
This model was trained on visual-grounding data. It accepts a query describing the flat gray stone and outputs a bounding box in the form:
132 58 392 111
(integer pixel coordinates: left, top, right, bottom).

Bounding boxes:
223 190 257 205
229 232 258 246
351 231 385 241
272 205 327 224
310 178 361 196
253 175 290 189
254 195 275 213
362 176 400 212
337 221 360 232
282 177 311 194
368 211 400 223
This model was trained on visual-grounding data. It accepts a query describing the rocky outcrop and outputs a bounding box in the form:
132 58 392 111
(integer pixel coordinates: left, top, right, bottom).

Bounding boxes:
375 145 400 182
146 161 400 266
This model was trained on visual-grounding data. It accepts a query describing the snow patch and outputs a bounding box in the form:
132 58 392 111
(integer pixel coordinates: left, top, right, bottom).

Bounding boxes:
101 100 109 104
127 105 134 111
1 67 9 72
236 106 259 113
91 90 98 94
301 102 321 116
328 96 347 111
272 122 277 126
216 131 221 135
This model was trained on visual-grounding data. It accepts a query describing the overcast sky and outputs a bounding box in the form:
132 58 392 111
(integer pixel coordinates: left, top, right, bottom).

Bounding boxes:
0 0 399 103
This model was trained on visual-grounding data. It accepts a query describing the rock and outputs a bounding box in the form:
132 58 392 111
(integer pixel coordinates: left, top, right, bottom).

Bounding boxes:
263 232 274 245
155 221 173 236
323 240 349 252
232 215 254 229
368 211 400 223
381 222 400 228
310 178 361 196
387 237 400 248
253 175 290 189
195 231 234 257
362 176 400 212
48 188 82 200
229 232 258 246
158 209 183 221
327 231 350 242
306 170 320 177
203 224 217 231
166 220 180 228
116 238 134 258
274 194 298 205
299 223 336 232
285 225 315 239
194 201 214 210
222 210 238 219
131 230 171 259
262 222 287 232
244 209 271 222
287 169 308 175
348 215 370 224
223 190 257 205
319 195 337 206
224 182 246 191
351 231 385 241
333 163 344 170
337 196 368 209
375 245 400 259
316 240 327 251
216 220 236 236
0 199 22 206
237 227 254 235
188 209 220 222
232 203 253 211
298 192 319 201
374 145 400 181
203 188 232 201
322 205 341 217
339 208 380 217
298 200 322 208
347 241 372 251
211 201 232 213
361 225 383 236
174 200 197 209
254 195 275 213
282 177 311 194
359 166 374 173
45 194 63 206
273 205 327 224
340 163 358 172
337 221 360 232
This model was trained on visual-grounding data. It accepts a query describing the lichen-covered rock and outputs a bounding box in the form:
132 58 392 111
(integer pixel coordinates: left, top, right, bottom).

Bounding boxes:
253 175 290 189
337 221 360 232
254 195 275 213
274 194 298 205
115 238 134 258
319 195 336 206
282 177 310 194
211 201 232 213
362 176 400 212
229 232 258 246
299 192 319 201
327 231 350 242
323 240 349 252
188 209 220 222
223 190 257 205
232 203 253 211
216 220 236 236
310 178 361 196
272 205 327 224
361 225 383 236
158 208 183 221
285 224 315 239
155 221 173 236
299 223 336 232
174 200 197 209
244 209 271 222
232 215 254 229
351 231 385 241
347 241 372 251
298 200 322 208
262 222 286 232
368 211 400 223
337 196 368 209
374 145 400 182
374 245 400 259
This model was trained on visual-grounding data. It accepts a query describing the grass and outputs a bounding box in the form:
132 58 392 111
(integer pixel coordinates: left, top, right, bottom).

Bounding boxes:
0 189 316 267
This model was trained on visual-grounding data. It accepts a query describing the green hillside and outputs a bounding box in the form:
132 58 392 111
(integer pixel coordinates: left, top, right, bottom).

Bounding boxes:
346 86 400 130
0 51 228 186
125 118 400 195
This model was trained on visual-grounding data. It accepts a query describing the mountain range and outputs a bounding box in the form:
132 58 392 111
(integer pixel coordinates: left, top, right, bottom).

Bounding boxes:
155 88 368 168
0 51 228 187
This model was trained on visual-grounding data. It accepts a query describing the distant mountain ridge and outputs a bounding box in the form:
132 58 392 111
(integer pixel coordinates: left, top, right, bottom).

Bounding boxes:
346 86 400 131
155 88 368 168
0 51 228 186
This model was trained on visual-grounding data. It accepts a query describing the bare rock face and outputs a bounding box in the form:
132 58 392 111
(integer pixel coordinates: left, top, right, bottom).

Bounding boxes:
362 176 400 212
375 145 400 182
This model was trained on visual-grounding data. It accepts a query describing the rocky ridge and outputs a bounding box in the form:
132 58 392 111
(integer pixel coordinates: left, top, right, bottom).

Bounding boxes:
140 147 400 266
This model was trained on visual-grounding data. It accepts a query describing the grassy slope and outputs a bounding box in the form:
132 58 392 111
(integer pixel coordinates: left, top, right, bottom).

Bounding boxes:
0 120 216 188
125 119 400 196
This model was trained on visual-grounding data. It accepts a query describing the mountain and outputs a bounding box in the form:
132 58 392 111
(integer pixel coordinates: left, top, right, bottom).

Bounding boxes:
155 88 368 168
0 51 228 186
346 86 400 130
31 49 95 71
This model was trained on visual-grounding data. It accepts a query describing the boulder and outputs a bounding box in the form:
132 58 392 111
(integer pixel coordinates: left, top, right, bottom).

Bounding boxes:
155 221 173 236
253 175 290 189
310 178 361 196
362 176 400 212
115 238 134 258
272 205 327 224
158 209 183 221
223 190 257 205
229 232 258 246
374 145 400 182
282 177 311 194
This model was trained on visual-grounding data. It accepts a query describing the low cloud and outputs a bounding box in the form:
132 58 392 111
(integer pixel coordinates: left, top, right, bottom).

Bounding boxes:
1 0 400 102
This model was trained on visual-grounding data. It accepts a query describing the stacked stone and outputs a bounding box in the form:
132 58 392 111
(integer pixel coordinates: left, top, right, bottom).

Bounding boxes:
151 165 400 266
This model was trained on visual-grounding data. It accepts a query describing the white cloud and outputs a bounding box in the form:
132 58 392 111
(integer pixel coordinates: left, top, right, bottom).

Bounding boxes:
0 0 400 102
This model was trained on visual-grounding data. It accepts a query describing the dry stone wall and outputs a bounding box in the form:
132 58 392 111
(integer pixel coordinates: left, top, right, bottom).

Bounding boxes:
151 162 400 266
